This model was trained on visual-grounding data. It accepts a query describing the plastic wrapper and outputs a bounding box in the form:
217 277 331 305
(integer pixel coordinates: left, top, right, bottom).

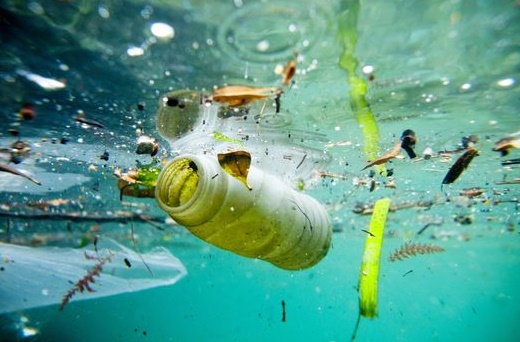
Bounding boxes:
0 239 187 314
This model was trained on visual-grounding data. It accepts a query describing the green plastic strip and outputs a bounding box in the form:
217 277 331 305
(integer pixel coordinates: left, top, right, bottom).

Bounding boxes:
338 0 385 175
358 198 390 318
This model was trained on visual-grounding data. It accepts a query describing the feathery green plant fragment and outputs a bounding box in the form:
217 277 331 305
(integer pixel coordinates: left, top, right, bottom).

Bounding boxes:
358 197 390 318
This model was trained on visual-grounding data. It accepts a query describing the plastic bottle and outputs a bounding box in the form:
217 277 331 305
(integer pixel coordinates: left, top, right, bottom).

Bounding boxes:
155 153 332 270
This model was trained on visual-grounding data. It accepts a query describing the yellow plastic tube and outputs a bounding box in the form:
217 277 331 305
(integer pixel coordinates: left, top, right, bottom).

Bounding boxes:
155 154 332 270
358 198 390 318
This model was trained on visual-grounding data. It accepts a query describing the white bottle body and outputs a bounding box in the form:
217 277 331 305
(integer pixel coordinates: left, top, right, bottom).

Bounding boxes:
156 154 331 270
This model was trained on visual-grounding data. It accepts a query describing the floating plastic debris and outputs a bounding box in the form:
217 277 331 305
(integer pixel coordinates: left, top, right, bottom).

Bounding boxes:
135 135 159 156
0 238 186 314
16 69 66 90
496 77 515 88
127 46 145 57
155 153 332 270
150 22 175 40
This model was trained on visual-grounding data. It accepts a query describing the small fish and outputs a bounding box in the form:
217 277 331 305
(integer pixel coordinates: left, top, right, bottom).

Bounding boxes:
211 85 283 108
0 162 41 185
441 147 479 188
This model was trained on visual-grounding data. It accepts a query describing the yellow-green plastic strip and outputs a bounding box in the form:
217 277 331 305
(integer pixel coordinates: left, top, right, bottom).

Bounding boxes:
358 197 390 318
338 0 385 175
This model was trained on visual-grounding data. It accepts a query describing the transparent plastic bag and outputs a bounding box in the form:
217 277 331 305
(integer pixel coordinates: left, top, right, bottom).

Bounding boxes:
0 238 187 314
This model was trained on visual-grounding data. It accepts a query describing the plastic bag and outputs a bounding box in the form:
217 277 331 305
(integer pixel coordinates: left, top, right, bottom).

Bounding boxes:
0 239 187 314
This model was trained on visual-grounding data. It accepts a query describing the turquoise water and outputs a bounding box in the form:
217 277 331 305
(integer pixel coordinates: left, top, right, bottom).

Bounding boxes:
1 0 519 341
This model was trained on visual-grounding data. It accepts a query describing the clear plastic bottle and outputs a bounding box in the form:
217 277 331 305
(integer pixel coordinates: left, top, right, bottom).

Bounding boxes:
155 153 332 270
155 89 331 186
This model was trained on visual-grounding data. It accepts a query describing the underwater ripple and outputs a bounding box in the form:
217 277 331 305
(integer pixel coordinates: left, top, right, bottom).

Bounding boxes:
216 3 330 63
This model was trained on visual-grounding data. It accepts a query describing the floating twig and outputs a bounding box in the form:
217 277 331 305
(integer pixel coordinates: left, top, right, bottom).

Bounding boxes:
296 154 307 169
316 171 348 180
416 221 443 235
402 270 413 277
388 242 444 262
74 111 105 129
0 210 165 228
353 199 437 215
495 179 520 185
129 218 153 276
360 229 375 237
501 158 520 166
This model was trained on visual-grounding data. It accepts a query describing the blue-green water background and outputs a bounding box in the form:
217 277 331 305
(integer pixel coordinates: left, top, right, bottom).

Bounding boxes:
1 0 519 341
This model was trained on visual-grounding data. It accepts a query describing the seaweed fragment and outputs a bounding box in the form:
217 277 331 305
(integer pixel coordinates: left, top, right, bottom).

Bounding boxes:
388 242 444 262
60 251 114 310
441 147 479 188
362 140 402 170
210 85 283 108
